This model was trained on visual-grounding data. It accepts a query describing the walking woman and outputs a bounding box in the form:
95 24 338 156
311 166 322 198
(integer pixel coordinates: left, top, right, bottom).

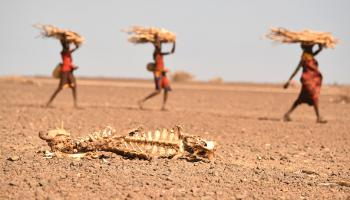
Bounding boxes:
283 43 327 123
46 38 79 108
138 34 176 111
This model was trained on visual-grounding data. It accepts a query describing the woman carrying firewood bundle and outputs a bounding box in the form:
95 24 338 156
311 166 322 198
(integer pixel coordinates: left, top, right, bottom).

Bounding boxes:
34 24 84 108
267 27 338 123
283 43 327 123
138 34 176 111
46 38 80 108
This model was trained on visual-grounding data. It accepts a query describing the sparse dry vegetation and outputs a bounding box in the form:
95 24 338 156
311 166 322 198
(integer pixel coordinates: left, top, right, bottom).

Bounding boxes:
171 71 194 82
1 76 41 86
208 77 224 84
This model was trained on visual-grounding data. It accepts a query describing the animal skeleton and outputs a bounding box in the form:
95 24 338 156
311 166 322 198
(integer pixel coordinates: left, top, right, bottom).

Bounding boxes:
39 126 216 162
267 27 338 48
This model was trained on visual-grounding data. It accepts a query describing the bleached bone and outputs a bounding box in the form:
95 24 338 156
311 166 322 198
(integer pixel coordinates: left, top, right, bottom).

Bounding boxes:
39 125 216 162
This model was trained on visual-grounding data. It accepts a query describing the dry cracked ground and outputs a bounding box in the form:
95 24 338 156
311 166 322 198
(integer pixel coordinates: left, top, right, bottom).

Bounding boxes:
0 77 349 199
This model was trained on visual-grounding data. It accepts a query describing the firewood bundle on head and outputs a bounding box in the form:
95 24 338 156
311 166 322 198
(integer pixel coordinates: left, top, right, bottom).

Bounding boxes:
34 24 84 46
267 27 339 48
123 26 176 44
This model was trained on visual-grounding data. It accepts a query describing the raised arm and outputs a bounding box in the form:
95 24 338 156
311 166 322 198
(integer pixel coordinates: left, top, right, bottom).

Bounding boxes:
70 43 80 53
161 42 176 56
284 60 302 89
313 44 323 56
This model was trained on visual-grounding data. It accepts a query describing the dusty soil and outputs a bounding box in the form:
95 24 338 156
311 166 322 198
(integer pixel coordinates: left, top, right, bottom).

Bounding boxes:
0 77 349 199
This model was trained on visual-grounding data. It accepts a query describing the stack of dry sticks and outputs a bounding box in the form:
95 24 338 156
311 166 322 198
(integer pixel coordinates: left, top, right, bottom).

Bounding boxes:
267 27 338 48
34 24 84 46
123 26 176 44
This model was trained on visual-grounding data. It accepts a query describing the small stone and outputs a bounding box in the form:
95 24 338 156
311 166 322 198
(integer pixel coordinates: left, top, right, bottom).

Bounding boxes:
190 187 199 196
43 150 55 158
8 156 20 161
337 181 350 187
9 181 16 186
280 156 288 161
70 161 82 167
38 179 48 187
301 169 319 175
235 193 246 200
165 177 173 182
91 154 99 159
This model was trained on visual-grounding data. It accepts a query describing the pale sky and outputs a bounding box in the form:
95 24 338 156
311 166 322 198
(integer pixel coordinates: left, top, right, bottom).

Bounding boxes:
0 0 349 83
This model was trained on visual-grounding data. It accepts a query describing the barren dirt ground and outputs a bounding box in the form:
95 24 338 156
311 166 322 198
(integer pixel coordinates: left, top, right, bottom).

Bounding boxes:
0 77 349 199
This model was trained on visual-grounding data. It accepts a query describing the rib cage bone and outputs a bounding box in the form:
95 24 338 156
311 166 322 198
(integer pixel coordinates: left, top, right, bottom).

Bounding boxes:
39 126 216 162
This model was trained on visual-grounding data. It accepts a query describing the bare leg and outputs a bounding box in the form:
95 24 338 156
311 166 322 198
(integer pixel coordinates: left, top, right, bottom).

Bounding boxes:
161 90 168 111
46 85 63 107
283 101 299 121
46 72 68 107
313 103 327 123
138 90 161 109
68 73 79 108
71 86 78 108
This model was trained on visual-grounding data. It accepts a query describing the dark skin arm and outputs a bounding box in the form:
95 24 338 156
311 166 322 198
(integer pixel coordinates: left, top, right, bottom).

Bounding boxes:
71 43 80 70
161 42 176 56
284 60 302 89
284 43 323 89
61 37 80 53
70 43 80 53
313 44 323 56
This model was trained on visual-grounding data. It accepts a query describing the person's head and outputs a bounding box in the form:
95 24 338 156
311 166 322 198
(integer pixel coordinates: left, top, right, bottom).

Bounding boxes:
301 43 314 53
60 38 70 52
154 33 161 51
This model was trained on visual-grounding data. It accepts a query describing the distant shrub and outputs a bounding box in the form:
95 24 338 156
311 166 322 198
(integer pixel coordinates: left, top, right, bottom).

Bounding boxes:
171 71 194 82
208 77 223 84
2 76 41 86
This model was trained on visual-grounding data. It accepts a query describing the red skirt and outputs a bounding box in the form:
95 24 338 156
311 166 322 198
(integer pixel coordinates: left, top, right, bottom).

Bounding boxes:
154 75 171 91
296 72 322 106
